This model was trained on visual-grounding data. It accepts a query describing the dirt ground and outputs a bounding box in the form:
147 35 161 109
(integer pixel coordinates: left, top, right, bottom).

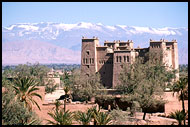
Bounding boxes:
33 102 188 125
31 86 188 125
2 86 188 125
33 102 97 125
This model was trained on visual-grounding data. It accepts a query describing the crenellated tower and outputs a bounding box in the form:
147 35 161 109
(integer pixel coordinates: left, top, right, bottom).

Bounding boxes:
81 36 99 76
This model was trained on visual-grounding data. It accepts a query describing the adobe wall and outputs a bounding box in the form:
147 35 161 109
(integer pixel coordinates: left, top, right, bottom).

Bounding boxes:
112 51 135 88
97 47 113 88
164 92 188 115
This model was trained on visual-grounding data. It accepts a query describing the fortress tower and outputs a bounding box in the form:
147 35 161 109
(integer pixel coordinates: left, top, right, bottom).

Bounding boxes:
81 36 99 76
149 39 179 80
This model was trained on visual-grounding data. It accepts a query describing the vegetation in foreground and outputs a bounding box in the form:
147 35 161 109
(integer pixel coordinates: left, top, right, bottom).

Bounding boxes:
2 85 41 125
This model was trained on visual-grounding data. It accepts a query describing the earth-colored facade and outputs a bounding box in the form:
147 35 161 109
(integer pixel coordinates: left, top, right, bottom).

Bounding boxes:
81 37 179 88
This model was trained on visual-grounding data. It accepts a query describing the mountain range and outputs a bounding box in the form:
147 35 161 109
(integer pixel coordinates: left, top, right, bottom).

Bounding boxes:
2 22 188 65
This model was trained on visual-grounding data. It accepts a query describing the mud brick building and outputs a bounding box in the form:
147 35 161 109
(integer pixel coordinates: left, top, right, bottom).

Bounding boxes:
81 36 179 88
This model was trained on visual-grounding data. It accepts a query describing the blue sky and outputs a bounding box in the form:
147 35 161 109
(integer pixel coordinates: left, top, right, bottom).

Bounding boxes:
2 2 188 28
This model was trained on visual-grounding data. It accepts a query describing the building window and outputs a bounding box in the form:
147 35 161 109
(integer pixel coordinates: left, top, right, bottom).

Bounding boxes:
124 56 126 62
83 58 85 64
116 56 118 62
92 58 94 64
90 58 91 64
86 50 89 55
86 58 88 64
87 65 89 68
119 56 122 62
127 56 129 62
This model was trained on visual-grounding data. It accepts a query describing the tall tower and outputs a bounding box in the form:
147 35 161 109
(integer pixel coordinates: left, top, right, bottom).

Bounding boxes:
149 39 179 80
81 37 99 76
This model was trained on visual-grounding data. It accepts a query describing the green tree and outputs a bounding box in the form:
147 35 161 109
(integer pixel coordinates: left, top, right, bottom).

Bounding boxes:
63 71 70 86
13 62 50 86
12 76 42 111
70 69 104 102
45 78 57 94
63 85 71 112
179 64 188 78
172 76 188 125
117 51 176 120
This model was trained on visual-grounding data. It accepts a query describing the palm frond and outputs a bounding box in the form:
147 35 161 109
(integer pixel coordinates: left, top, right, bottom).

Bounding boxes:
94 112 112 125
33 100 41 110
28 85 39 94
30 93 42 100
74 111 92 125
46 119 57 125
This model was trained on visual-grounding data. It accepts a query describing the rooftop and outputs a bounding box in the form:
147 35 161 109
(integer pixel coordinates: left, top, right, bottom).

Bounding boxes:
150 39 177 43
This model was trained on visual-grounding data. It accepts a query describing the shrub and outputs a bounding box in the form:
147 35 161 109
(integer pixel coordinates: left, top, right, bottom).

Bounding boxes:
45 79 57 94
110 109 129 125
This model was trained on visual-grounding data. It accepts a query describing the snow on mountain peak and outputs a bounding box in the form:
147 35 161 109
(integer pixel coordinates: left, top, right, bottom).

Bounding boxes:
96 23 103 26
131 26 177 35
3 22 186 39
116 25 127 29
76 22 102 30
53 23 77 31
105 25 116 31
53 22 102 31
5 25 17 30
17 24 39 31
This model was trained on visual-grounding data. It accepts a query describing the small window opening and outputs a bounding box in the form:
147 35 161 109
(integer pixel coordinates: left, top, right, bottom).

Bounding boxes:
92 58 94 64
86 50 90 55
119 56 122 62
86 58 88 64
127 56 129 62
124 56 126 62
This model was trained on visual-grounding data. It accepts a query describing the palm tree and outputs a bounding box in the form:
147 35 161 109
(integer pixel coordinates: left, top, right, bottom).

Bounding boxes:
12 76 42 111
172 76 188 125
87 106 100 125
54 100 62 111
94 111 112 125
169 110 187 125
46 110 73 125
63 85 71 112
74 111 92 125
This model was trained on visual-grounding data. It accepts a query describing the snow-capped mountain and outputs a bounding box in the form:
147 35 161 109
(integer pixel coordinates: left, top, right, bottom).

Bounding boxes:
2 22 188 65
